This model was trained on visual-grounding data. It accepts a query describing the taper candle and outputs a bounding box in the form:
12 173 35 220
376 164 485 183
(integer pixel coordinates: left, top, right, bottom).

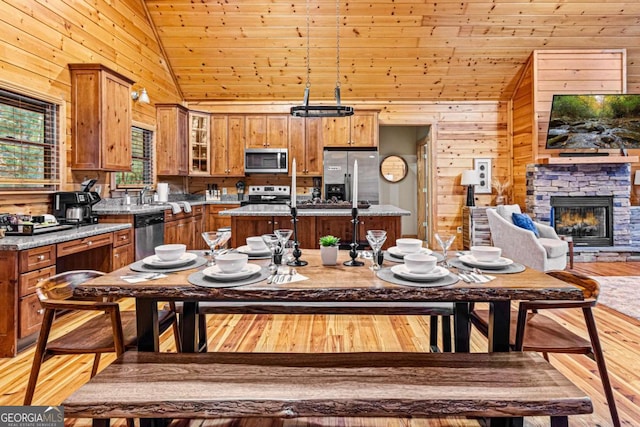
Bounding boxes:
291 158 297 208
352 160 358 208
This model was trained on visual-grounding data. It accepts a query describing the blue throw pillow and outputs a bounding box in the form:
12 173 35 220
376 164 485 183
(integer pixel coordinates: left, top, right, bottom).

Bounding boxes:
512 212 540 237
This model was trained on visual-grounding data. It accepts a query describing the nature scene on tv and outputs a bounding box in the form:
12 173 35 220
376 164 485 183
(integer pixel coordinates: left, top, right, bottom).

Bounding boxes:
546 94 640 149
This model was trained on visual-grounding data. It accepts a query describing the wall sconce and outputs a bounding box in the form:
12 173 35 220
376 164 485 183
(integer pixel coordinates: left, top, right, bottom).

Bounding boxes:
461 170 481 207
131 88 150 104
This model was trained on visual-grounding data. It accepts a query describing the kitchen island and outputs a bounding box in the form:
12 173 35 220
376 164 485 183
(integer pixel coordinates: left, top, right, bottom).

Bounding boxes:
220 204 411 249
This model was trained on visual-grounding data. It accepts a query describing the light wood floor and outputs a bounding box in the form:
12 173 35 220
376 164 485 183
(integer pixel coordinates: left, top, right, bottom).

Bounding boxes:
1 262 638 427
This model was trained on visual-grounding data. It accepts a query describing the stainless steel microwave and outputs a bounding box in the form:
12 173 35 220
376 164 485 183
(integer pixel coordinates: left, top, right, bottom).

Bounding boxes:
244 148 288 173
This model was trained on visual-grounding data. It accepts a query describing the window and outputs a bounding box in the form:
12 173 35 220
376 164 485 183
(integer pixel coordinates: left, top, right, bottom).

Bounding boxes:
115 126 153 187
0 88 60 190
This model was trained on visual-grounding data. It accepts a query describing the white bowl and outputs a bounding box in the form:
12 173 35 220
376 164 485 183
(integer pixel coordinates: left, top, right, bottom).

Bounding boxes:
470 246 502 262
403 253 437 274
246 236 268 251
216 253 249 274
154 244 186 261
395 238 423 254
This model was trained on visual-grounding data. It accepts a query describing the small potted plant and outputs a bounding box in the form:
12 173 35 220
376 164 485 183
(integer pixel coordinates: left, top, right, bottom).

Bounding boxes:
319 235 340 265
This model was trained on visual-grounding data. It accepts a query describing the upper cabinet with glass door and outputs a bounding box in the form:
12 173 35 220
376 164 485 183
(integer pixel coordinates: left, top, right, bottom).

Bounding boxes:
188 111 211 175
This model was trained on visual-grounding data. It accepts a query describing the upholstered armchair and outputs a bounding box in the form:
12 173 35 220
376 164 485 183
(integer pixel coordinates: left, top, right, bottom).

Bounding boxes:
486 205 568 272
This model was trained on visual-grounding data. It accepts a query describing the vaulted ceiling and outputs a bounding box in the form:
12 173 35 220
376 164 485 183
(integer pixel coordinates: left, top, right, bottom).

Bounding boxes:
143 0 640 103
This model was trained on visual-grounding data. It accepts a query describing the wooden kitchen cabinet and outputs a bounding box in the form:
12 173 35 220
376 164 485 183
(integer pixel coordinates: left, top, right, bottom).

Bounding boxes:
322 111 379 147
17 247 57 339
0 228 134 357
211 115 245 176
188 111 211 175
289 117 323 176
206 204 234 232
192 205 207 250
165 209 195 249
245 115 289 148
112 228 134 269
157 104 189 175
231 215 316 249
316 215 398 250
69 64 134 171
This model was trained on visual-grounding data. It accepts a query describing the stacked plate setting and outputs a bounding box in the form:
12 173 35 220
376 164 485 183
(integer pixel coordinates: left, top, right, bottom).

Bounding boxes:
142 252 198 268
201 264 262 281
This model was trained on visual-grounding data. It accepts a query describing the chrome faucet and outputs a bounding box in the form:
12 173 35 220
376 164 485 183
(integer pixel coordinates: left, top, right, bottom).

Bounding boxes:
139 185 152 205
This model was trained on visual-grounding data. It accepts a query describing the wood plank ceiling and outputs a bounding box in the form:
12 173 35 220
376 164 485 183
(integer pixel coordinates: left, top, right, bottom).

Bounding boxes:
143 0 640 102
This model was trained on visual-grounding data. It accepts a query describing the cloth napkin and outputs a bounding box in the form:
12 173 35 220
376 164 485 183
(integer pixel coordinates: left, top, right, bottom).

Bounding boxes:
181 201 192 213
167 202 181 214
120 273 167 283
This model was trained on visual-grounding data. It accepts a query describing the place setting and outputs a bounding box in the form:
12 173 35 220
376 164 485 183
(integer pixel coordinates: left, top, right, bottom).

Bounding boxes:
235 236 273 259
448 246 526 274
127 244 208 277
376 251 460 288
188 252 270 288
383 237 445 264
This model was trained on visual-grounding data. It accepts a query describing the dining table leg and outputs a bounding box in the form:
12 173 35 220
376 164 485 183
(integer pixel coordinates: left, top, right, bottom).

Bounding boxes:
136 299 160 352
180 301 199 353
488 301 511 352
453 302 470 352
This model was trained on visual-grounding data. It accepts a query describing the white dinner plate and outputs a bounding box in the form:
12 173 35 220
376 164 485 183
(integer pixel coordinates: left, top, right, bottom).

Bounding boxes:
387 246 433 259
236 245 271 256
202 263 262 281
459 254 514 269
142 252 198 268
390 264 449 281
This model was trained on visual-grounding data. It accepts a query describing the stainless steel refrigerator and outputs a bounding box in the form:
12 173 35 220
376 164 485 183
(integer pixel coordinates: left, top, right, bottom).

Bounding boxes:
323 149 379 204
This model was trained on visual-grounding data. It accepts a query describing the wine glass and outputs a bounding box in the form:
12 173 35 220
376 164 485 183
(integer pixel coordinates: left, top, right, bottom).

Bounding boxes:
201 231 231 266
274 229 294 264
366 229 387 271
261 233 280 274
434 233 455 260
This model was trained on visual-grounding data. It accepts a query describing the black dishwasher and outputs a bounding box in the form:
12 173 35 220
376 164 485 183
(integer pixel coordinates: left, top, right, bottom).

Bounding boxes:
134 212 165 260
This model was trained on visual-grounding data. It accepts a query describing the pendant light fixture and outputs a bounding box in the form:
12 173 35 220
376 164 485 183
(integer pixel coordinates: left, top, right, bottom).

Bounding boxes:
290 0 354 118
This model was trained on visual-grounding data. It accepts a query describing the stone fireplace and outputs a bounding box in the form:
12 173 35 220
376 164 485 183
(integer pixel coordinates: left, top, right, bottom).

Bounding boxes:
550 196 613 246
526 163 632 247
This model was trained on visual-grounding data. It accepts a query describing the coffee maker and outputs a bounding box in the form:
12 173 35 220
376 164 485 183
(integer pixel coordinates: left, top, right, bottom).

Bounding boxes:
53 191 100 225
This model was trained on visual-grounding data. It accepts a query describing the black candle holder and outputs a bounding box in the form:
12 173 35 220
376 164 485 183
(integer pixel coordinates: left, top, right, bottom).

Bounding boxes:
344 207 364 267
288 206 307 266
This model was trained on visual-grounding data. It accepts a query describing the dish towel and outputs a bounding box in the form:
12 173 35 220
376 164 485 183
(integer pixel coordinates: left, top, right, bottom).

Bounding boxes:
167 202 181 214
181 201 192 213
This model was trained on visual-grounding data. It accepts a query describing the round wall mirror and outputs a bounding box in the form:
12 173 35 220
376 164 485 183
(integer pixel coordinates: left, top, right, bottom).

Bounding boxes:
380 155 408 183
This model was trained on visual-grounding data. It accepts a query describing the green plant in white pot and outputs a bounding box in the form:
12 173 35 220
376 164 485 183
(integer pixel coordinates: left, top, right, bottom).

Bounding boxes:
319 235 340 265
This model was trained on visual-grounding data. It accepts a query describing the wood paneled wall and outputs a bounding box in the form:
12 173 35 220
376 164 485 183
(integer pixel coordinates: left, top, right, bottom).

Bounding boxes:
510 49 639 208
0 0 180 213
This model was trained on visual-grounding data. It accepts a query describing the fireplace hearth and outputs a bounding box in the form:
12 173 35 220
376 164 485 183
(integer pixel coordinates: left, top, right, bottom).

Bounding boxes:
550 196 613 246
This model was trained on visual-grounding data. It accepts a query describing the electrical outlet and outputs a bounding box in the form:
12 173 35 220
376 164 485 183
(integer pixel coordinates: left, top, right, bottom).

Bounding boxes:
456 226 463 233
222 187 228 195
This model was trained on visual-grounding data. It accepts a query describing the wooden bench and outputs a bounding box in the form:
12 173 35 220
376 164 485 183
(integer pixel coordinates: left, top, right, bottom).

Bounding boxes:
62 351 592 427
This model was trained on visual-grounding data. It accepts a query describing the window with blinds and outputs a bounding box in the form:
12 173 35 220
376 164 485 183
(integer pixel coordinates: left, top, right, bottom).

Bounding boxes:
0 88 60 190
116 126 153 187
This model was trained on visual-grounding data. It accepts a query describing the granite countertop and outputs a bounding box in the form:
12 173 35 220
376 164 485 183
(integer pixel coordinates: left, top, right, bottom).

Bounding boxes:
220 204 411 217
0 223 132 251
93 199 241 215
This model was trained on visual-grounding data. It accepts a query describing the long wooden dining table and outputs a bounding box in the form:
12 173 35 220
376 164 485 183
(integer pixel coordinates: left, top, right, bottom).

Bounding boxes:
74 250 585 354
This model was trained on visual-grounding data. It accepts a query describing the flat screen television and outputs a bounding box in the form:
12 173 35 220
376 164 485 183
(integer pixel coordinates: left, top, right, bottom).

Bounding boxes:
545 94 640 151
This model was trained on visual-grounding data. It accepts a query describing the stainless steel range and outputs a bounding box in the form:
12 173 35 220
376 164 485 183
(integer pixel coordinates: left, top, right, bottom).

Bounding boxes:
241 185 291 206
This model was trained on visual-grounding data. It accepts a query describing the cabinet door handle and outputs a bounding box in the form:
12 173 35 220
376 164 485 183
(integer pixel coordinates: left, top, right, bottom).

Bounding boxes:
86 240 93 246
120 235 127 240
37 309 44 315
37 255 45 261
